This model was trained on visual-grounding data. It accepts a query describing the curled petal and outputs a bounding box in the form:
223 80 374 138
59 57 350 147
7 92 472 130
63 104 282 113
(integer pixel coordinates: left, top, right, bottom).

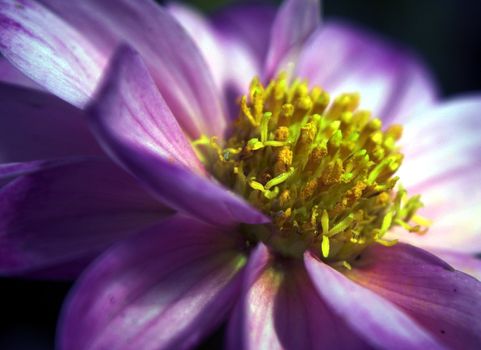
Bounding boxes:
88 45 268 226
59 216 245 350
346 243 481 349
295 21 439 123
0 157 169 279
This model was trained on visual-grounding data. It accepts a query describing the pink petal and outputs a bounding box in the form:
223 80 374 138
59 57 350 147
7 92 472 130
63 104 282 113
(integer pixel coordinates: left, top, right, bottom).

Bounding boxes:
264 0 320 79
0 82 101 163
59 216 245 350
88 45 268 226
305 252 442 349
39 0 227 138
346 243 481 349
295 21 439 123
395 95 481 253
228 244 367 350
0 157 169 279
0 0 105 107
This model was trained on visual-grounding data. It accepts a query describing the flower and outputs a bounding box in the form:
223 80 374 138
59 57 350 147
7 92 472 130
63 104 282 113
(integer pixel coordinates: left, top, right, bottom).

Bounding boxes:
0 0 481 349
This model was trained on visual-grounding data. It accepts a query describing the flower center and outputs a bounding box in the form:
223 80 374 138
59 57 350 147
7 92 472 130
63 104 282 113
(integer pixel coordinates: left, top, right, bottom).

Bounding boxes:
194 74 428 266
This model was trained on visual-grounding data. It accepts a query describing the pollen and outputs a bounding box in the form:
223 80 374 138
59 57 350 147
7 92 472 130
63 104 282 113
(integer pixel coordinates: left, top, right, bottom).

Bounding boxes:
194 74 428 263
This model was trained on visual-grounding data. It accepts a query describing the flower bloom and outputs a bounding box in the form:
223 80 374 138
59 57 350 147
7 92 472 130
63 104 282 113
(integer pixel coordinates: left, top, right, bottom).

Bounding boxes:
0 0 481 349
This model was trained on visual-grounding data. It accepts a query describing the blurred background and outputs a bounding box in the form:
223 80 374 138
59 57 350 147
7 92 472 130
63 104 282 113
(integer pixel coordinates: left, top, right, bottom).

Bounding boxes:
1 0 480 349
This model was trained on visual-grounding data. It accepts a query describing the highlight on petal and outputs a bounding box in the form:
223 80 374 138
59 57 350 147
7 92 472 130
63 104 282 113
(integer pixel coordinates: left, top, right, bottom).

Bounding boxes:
228 244 367 350
395 95 481 253
305 252 442 349
295 21 439 123
0 157 170 279
39 0 226 138
0 0 105 107
0 82 101 163
59 216 246 350
264 0 320 79
346 243 481 349
88 45 268 226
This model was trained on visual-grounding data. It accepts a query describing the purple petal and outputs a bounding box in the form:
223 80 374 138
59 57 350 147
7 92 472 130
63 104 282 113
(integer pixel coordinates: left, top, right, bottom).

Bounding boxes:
212 4 277 67
227 244 367 350
295 21 439 123
210 4 277 109
0 54 40 89
38 0 226 138
346 243 481 349
0 82 101 163
395 96 481 253
0 157 169 278
88 45 268 226
0 158 84 187
264 0 320 79
168 3 259 118
59 216 245 350
87 45 201 172
0 0 105 108
305 252 442 349
430 250 481 281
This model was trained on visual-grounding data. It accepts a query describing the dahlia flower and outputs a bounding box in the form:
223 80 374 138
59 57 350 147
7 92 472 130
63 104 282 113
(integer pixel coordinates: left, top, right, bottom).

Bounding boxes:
0 0 480 349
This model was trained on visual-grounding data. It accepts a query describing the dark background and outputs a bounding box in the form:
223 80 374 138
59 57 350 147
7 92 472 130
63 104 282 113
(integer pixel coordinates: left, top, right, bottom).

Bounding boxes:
1 1 481 349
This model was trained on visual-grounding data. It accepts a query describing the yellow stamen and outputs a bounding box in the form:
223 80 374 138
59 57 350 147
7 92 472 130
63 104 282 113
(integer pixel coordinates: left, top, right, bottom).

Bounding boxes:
193 74 428 262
